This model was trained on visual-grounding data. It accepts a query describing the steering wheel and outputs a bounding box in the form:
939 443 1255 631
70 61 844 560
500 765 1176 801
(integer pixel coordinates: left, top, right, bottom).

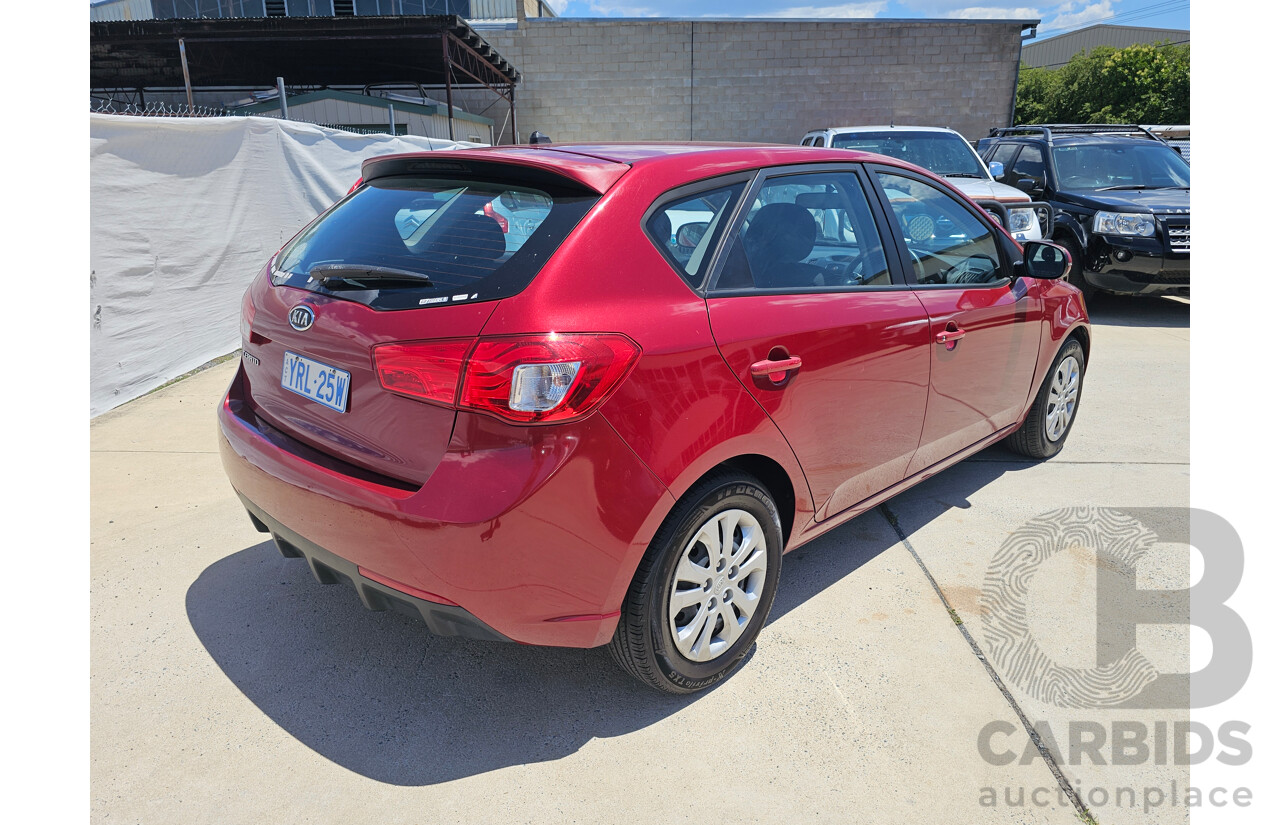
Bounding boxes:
825 253 869 286
941 254 1001 285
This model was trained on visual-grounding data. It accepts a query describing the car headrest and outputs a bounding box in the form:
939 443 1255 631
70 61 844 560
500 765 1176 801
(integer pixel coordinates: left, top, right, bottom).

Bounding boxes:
438 212 507 262
650 211 672 245
795 192 844 210
743 203 817 264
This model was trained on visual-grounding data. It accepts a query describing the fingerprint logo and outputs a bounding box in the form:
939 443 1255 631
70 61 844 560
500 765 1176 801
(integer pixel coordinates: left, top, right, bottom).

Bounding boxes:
981 507 1161 708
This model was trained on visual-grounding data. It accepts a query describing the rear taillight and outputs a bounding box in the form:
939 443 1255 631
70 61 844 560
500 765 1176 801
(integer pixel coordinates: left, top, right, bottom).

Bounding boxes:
373 333 641 424
462 335 640 423
372 339 473 407
483 201 509 233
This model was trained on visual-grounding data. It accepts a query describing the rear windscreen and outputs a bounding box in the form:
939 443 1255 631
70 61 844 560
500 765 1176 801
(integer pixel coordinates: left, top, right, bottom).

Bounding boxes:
831 131 986 178
272 176 598 310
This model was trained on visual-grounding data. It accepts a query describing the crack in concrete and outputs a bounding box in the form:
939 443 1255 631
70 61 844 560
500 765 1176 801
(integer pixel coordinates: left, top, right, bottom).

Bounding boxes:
877 502 1093 822
966 458 1187 466
91 450 219 455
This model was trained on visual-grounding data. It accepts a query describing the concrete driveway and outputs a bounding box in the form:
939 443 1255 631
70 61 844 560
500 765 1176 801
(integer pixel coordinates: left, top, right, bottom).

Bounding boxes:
91 295 1189 824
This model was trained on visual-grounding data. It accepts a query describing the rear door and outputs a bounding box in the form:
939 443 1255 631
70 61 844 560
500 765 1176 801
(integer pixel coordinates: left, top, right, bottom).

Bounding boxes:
701 165 933 522
868 167 1042 474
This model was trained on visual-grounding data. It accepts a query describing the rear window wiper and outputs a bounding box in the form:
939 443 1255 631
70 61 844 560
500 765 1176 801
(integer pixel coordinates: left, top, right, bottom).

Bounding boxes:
309 264 434 287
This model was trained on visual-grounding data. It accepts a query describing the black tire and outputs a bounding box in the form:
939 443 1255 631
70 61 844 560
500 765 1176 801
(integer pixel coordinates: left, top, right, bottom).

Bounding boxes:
1005 338 1086 459
608 471 783 694
1056 234 1096 301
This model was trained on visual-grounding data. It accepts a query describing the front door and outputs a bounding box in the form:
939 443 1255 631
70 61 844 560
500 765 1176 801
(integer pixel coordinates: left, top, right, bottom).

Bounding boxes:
870 169 1043 475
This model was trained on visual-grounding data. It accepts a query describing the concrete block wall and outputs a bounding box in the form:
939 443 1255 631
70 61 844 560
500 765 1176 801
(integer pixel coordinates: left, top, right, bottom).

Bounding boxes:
473 18 1027 145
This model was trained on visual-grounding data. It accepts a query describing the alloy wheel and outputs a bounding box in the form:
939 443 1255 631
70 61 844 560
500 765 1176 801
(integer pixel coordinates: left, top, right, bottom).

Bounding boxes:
1045 355 1081 442
667 508 769 662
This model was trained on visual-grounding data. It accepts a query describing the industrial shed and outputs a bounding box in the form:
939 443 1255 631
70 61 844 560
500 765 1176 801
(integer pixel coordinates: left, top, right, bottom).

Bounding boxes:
1019 23 1189 69
236 89 494 142
91 13 519 141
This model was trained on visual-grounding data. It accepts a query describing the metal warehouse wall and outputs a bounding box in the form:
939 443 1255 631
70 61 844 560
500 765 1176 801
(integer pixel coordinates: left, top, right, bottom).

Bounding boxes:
1020 24 1189 69
470 18 1029 144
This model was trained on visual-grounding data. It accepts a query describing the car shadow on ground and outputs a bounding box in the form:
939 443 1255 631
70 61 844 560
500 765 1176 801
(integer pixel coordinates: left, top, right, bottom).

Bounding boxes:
1085 293 1188 328
186 455 1040 786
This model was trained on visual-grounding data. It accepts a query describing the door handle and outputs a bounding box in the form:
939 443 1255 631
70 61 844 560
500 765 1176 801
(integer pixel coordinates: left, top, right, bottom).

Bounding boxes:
936 324 966 350
750 356 803 381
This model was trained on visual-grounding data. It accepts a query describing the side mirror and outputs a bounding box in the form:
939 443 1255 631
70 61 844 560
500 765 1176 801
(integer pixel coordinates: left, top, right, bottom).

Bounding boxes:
1021 240 1071 280
676 221 710 249
1015 177 1041 195
988 161 1005 179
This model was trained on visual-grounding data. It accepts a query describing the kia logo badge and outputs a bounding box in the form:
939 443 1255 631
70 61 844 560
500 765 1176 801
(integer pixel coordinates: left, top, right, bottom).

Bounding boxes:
289 305 315 331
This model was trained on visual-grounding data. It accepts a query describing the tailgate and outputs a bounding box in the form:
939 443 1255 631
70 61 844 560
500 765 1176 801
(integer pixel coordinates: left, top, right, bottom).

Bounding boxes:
241 282 495 486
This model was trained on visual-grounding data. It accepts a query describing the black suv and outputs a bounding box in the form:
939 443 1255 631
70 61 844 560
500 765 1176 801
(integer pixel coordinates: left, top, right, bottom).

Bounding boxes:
977 124 1189 299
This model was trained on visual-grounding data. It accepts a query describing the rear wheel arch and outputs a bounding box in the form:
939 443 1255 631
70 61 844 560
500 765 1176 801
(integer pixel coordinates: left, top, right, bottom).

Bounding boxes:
660 454 799 551
719 455 797 547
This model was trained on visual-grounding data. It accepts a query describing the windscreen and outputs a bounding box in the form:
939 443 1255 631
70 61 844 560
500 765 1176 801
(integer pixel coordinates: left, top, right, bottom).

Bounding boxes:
272 176 598 310
1051 143 1191 190
831 131 987 178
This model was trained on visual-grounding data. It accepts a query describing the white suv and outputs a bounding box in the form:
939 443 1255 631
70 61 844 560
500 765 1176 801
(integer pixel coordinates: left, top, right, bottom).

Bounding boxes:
801 125 1044 241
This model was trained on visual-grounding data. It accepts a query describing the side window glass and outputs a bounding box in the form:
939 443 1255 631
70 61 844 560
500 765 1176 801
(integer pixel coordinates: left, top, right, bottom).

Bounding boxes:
813 135 826 147
717 171 891 292
645 182 745 288
988 143 1019 182
875 172 1005 286
1010 144 1047 190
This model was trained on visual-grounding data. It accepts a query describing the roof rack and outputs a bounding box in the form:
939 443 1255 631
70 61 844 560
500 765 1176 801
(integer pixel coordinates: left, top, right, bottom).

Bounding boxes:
987 124 1162 143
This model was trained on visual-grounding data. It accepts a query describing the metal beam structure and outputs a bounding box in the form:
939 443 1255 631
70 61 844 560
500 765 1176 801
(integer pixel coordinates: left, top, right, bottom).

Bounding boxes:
91 14 520 140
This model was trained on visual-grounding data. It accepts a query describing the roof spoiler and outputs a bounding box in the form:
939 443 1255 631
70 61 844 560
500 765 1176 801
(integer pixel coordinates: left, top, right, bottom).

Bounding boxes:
360 150 629 195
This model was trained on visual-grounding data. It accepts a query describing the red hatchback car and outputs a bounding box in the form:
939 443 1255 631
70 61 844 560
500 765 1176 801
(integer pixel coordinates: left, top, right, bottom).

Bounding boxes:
219 143 1088 693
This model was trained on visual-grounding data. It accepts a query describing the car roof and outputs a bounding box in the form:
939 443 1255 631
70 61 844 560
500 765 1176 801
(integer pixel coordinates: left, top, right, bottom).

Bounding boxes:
369 142 910 194
810 125 961 135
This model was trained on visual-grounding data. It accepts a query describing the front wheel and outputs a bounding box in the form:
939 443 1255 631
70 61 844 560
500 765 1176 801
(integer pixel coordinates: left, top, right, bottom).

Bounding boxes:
608 471 783 694
1005 338 1085 459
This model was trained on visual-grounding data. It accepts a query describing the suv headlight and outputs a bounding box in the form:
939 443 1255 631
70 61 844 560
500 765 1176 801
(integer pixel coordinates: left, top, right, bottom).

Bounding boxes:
1008 208 1035 232
1093 211 1156 237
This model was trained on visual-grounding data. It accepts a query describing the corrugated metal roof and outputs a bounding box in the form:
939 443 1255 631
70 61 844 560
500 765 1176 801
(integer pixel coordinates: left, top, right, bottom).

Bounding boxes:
91 15 520 88
1021 23 1189 69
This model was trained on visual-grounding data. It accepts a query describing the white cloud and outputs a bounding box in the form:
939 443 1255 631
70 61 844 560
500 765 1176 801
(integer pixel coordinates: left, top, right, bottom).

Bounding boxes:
943 7 1041 19
587 1 660 15
1043 0 1114 31
544 0 571 13
744 2 889 18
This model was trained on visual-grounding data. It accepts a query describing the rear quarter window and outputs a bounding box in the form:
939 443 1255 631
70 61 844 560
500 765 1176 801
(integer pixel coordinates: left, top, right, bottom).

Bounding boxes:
273 176 597 311
644 181 747 289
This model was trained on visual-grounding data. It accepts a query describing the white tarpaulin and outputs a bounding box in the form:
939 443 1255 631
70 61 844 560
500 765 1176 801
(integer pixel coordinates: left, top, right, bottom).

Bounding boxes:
90 113 481 417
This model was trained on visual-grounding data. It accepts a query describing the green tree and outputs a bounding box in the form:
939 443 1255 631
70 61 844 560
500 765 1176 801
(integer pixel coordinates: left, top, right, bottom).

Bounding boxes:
1014 41 1190 124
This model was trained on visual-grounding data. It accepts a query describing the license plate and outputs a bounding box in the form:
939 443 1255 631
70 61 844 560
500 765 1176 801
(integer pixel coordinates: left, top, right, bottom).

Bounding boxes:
281 351 350 413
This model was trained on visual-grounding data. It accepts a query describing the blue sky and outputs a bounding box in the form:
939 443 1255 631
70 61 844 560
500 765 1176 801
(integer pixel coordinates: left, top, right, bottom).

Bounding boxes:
550 1 1190 39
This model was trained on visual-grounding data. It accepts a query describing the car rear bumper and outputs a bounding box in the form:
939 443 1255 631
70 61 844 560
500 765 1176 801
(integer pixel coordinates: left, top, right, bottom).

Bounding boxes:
218 364 673 648
238 492 513 642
